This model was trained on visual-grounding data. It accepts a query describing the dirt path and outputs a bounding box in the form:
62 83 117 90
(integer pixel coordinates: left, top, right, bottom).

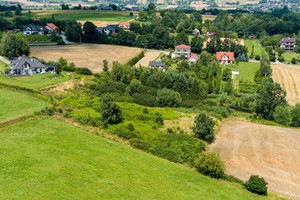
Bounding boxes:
210 121 300 200
272 64 300 105
135 51 161 67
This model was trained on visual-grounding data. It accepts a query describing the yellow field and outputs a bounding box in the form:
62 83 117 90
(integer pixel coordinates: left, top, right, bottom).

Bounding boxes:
30 44 142 73
135 51 161 67
202 38 244 49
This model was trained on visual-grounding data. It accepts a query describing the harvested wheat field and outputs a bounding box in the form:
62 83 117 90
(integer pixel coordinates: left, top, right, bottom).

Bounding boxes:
31 44 142 73
78 21 119 27
210 121 300 200
272 64 300 105
135 51 161 67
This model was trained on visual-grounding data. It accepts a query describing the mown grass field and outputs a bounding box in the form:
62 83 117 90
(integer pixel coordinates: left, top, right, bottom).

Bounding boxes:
30 10 133 22
0 61 71 90
0 116 267 200
245 40 263 58
0 89 49 123
224 62 260 82
282 51 299 63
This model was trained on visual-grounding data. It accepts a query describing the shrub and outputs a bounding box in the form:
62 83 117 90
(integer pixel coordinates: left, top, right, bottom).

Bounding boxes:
244 175 268 195
127 123 135 131
143 108 149 114
273 105 291 126
114 127 137 139
278 56 285 62
194 151 225 179
255 55 260 61
156 88 181 107
58 108 63 113
133 93 157 107
57 39 65 45
291 103 300 127
76 67 93 75
192 113 215 143
126 79 142 94
291 57 297 64
137 114 150 121
155 112 164 125
100 94 123 124
223 174 244 185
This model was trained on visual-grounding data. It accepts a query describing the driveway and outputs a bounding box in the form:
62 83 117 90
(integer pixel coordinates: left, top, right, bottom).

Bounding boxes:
0 56 10 65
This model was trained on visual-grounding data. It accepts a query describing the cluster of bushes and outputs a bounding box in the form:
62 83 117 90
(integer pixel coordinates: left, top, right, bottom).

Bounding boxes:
126 51 144 66
273 103 300 127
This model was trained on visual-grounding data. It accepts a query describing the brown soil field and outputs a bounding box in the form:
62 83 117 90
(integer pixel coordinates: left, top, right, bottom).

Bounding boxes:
202 38 244 49
210 121 300 200
135 51 161 67
78 21 119 27
272 64 300 106
30 44 142 73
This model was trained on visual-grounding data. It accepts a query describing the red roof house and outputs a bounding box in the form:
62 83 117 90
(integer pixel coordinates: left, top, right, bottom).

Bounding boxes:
172 44 191 59
119 22 131 29
190 53 197 57
45 23 58 32
216 52 234 65
175 44 191 49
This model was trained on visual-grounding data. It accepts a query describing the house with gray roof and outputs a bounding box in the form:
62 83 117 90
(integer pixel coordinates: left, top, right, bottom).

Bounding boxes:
96 25 119 35
149 62 166 68
23 24 47 35
9 56 50 75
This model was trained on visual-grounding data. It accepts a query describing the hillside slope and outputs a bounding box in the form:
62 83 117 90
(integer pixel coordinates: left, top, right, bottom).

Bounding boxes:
0 117 266 200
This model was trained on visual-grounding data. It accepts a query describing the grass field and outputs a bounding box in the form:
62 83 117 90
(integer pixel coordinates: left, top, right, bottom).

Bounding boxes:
0 89 49 123
245 40 263 58
224 62 259 82
31 10 133 22
282 51 299 63
0 116 267 200
30 44 142 73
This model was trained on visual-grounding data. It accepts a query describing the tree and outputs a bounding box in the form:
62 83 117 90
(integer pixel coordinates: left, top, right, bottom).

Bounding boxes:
190 11 202 24
65 21 82 42
245 175 268 195
126 79 142 95
155 112 164 125
103 59 108 72
0 32 29 58
156 88 181 107
291 103 300 127
255 78 287 120
100 94 123 124
191 36 204 54
273 106 291 126
175 31 189 46
15 4 21 16
250 45 254 59
291 57 297 64
260 51 272 77
192 113 215 143
83 21 97 42
195 151 225 179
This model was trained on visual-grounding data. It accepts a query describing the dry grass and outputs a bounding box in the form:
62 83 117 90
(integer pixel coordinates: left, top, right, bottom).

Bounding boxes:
78 21 119 27
202 38 244 49
30 44 142 73
272 64 300 105
210 121 300 200
135 51 161 67
162 114 195 135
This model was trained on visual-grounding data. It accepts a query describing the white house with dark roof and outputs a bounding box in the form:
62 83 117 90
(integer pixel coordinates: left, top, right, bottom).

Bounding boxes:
23 24 46 35
9 57 50 75
279 37 296 51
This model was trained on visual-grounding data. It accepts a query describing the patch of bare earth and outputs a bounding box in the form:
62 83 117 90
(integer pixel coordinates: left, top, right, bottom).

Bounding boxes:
30 44 142 73
272 64 300 106
210 121 300 200
135 51 161 67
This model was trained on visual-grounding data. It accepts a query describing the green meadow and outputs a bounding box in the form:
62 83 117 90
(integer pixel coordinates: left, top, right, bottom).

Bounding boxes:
0 61 71 90
224 62 260 82
245 40 264 58
0 89 49 123
0 116 267 200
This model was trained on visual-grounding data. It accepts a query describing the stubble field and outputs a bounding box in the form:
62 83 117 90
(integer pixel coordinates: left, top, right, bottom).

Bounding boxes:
30 44 142 73
210 121 300 200
272 64 300 105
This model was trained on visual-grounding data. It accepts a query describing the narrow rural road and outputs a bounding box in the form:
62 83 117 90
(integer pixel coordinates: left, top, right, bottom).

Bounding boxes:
0 56 10 65
60 34 76 45
249 59 300 67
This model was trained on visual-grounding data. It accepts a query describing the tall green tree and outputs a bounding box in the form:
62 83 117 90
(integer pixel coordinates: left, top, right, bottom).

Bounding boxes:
192 113 215 143
83 21 97 42
0 32 29 58
191 36 204 54
100 94 123 124
260 51 272 77
175 31 189 45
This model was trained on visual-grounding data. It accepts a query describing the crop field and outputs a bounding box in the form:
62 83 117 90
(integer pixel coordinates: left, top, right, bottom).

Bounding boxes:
0 62 71 90
210 121 300 200
224 62 259 82
245 40 263 58
202 38 244 49
30 44 142 73
272 64 300 105
0 117 266 200
135 51 161 67
78 21 119 27
0 89 49 123
30 10 133 22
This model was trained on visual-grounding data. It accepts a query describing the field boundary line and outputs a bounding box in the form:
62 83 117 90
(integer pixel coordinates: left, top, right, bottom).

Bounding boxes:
289 72 299 96
0 114 34 128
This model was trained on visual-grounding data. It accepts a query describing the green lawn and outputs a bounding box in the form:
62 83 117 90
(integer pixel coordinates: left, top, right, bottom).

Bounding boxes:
31 10 133 22
0 89 49 123
282 51 299 63
0 61 71 90
245 40 264 58
0 116 267 200
224 62 260 82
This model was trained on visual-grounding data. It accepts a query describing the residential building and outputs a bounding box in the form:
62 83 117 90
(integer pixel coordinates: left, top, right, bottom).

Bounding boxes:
149 62 166 68
23 24 46 35
249 33 255 39
98 6 113 11
279 37 296 51
216 52 234 65
9 56 54 75
188 53 199 64
96 25 119 35
45 23 59 32
172 44 191 59
119 22 130 29
193 28 200 35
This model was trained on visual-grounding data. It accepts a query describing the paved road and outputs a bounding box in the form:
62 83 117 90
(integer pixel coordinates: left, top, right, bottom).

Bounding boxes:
60 34 76 45
0 56 10 64
249 59 300 67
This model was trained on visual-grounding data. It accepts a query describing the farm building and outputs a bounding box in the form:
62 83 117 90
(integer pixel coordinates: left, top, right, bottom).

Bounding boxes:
172 44 191 59
119 22 131 29
45 23 59 32
9 56 55 75
216 52 234 65
279 37 296 51
23 24 46 35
